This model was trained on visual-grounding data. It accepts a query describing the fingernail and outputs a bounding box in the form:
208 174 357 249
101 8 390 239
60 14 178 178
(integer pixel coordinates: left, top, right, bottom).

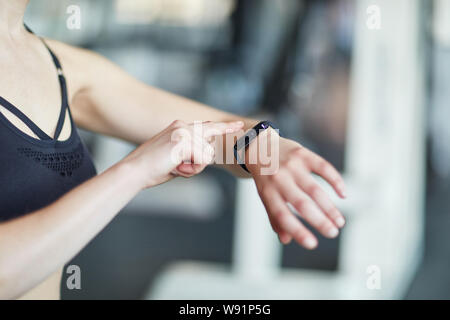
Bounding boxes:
279 235 291 245
339 182 347 198
327 227 339 238
335 217 346 228
303 237 317 249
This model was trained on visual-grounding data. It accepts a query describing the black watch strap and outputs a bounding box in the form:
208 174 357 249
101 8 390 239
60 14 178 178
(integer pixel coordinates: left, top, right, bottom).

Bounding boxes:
233 120 280 173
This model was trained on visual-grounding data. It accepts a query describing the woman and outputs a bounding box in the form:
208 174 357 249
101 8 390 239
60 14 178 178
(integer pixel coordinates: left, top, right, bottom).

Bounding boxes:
0 0 347 299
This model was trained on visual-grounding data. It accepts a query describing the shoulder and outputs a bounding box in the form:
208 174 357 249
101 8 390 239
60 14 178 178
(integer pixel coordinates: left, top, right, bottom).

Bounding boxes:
42 39 121 92
43 38 108 71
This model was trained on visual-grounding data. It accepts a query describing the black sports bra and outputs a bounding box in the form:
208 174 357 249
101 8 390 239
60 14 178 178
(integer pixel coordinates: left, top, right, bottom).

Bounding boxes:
0 28 97 221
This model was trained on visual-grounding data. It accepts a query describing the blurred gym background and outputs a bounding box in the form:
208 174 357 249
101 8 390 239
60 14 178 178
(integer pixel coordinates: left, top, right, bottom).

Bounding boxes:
22 0 450 299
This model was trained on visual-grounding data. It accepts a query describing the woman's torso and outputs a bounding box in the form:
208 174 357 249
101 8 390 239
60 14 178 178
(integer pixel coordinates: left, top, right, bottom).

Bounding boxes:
0 28 97 298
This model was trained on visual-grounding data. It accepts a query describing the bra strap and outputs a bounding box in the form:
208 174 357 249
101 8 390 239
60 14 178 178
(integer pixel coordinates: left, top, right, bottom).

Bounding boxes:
25 23 69 141
44 45 68 141
0 96 53 140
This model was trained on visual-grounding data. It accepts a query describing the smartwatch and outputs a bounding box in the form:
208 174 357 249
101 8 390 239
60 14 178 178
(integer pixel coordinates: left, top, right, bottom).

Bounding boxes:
233 120 280 173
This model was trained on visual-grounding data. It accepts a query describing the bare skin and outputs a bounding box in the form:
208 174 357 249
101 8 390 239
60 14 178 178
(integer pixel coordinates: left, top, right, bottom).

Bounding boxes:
0 0 347 299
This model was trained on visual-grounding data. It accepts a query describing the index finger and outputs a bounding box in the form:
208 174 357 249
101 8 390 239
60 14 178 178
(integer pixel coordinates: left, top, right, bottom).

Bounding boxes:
200 121 244 138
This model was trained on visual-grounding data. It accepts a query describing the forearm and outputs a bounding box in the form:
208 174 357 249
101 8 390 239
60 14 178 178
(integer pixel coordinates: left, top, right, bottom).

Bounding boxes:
76 82 259 176
75 80 256 143
0 159 142 299
121 89 260 176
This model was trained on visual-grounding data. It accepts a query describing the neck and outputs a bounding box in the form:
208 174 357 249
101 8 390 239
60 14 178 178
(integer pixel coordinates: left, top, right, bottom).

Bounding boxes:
0 0 28 37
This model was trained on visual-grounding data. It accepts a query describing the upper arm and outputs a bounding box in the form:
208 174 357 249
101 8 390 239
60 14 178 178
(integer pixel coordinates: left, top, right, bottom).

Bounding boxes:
43 39 246 144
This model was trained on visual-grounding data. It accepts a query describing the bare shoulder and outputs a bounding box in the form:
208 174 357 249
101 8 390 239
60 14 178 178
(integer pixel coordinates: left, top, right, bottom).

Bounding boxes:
42 38 120 92
39 38 139 123
43 39 94 62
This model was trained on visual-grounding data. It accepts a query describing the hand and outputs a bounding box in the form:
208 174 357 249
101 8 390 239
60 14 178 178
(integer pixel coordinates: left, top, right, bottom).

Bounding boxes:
247 128 347 250
125 120 244 188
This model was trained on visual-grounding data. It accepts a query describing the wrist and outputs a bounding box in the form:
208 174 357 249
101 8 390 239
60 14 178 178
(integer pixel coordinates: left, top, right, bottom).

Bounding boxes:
244 127 280 176
116 156 149 191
